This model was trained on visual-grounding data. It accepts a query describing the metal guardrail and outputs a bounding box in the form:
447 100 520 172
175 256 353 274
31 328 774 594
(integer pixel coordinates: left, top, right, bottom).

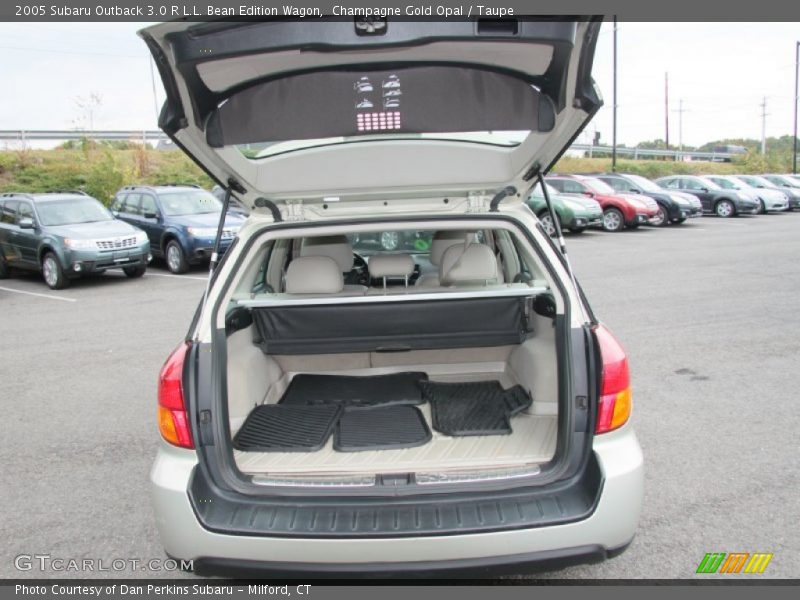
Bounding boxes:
0 130 739 161
0 130 167 142
570 143 738 161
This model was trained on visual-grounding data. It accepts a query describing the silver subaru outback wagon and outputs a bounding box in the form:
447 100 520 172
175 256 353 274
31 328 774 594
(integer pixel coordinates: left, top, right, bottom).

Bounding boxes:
143 17 643 577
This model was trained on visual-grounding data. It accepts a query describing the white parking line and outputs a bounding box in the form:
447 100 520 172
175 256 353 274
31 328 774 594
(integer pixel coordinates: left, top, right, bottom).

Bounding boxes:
146 272 208 282
0 285 76 303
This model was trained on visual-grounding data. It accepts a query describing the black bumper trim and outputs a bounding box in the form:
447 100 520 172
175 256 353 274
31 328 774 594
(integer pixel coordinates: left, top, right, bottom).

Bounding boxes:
188 453 603 539
191 540 632 579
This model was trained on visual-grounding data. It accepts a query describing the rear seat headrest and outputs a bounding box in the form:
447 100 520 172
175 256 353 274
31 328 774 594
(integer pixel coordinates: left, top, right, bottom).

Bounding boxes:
368 254 415 280
300 235 353 272
429 231 470 266
439 242 499 286
284 256 343 294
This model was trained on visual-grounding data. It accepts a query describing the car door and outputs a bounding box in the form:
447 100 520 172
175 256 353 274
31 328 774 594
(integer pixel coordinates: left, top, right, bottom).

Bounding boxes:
113 193 141 228
560 179 591 197
681 178 713 210
0 200 22 266
137 193 164 250
13 201 40 266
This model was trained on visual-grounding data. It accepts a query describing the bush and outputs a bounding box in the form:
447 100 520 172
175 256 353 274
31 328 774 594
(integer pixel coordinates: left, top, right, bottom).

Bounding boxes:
0 148 213 203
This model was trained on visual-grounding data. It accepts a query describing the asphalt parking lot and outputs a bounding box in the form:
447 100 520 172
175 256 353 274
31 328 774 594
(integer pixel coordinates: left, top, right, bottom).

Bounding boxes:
1 212 798 580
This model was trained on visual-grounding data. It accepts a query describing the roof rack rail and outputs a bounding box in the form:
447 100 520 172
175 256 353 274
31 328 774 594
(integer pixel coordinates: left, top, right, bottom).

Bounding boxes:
161 182 201 188
0 192 36 200
44 189 89 196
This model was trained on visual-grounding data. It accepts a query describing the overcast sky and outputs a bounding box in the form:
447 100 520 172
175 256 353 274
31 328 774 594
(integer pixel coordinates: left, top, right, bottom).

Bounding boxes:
0 21 798 148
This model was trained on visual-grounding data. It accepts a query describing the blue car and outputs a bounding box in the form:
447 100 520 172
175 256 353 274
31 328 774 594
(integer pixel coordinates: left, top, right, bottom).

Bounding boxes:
111 185 245 274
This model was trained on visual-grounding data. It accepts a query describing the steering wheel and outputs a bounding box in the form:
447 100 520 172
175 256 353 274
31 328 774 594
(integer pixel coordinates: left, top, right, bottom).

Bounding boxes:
345 252 370 287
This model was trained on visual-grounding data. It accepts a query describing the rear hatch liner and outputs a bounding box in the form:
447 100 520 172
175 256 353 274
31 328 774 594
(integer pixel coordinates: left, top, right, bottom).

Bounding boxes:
140 17 603 208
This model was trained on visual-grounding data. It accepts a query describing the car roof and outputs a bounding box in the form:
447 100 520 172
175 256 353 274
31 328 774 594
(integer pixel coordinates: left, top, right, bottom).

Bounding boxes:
117 184 203 195
0 191 92 203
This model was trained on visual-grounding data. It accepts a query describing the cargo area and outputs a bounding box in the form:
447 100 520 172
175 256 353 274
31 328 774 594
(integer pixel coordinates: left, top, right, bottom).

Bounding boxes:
226 312 559 479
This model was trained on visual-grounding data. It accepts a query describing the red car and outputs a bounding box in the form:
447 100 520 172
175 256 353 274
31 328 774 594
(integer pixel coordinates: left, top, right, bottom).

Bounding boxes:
545 174 660 232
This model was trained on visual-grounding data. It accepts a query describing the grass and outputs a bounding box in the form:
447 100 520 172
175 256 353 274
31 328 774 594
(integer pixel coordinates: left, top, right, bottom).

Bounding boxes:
0 145 793 204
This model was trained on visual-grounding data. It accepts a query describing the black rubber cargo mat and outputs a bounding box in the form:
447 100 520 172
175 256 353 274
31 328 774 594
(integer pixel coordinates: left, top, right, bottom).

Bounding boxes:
334 405 432 452
419 381 533 437
233 405 340 452
280 372 428 407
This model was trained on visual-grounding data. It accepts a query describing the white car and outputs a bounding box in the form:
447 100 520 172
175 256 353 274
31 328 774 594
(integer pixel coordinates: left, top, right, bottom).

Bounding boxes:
708 175 788 213
142 17 642 577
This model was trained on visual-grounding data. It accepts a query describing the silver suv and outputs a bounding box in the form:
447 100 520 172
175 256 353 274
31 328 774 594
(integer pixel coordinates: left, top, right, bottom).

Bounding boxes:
143 18 643 577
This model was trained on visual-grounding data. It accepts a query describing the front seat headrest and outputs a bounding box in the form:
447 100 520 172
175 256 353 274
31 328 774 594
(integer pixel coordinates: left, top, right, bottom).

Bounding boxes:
300 235 354 272
284 256 344 294
439 242 499 286
429 231 470 267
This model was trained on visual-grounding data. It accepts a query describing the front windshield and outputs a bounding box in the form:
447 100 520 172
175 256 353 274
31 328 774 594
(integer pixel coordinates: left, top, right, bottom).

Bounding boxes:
768 175 798 187
348 230 435 255
159 191 222 216
742 176 773 188
530 182 560 197
583 178 616 194
626 174 662 192
696 177 722 190
37 198 113 226
712 177 738 190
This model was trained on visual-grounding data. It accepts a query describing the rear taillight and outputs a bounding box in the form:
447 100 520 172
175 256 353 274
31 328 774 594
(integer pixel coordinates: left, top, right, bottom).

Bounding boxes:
594 324 632 434
157 342 194 448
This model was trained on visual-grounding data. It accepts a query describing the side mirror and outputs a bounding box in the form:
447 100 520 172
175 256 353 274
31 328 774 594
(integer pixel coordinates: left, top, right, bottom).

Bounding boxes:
699 188 709 193
629 188 641 194
583 191 595 198
143 211 159 219
18 217 35 229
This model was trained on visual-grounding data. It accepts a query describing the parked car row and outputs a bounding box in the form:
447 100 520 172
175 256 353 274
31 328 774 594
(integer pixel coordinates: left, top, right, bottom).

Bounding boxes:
0 185 244 289
531 172 800 233
2 172 799 288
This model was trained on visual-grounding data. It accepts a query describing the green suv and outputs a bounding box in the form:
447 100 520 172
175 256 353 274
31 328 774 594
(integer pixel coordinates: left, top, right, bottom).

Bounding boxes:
526 182 604 235
0 192 150 289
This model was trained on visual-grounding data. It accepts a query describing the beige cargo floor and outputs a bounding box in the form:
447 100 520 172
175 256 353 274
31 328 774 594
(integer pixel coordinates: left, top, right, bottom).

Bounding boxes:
234 404 557 476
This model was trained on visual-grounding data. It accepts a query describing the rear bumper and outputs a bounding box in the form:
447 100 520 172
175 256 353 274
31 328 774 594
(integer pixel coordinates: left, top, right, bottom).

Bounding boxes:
192 541 632 578
150 426 643 575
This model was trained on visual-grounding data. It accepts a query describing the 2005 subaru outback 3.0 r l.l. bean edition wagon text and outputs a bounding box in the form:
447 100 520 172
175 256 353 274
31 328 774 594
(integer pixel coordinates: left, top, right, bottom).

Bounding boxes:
143 17 643 577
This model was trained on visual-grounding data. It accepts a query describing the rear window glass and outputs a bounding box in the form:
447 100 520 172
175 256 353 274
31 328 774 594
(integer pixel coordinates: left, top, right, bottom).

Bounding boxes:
205 66 553 156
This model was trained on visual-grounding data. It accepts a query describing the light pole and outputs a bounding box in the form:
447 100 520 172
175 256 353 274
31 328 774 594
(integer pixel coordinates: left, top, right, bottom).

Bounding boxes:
612 15 618 172
793 41 798 175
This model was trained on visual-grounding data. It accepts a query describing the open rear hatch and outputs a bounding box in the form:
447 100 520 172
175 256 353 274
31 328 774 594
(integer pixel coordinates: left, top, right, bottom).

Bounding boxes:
140 17 603 208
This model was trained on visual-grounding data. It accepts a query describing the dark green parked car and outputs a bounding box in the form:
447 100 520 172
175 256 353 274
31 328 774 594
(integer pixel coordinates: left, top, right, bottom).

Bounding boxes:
0 192 150 289
527 182 604 235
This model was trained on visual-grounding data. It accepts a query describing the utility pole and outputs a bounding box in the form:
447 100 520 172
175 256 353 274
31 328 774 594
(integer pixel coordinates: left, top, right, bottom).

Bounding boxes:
149 56 161 125
793 41 798 175
665 72 670 149
760 96 768 155
611 15 618 172
672 99 687 161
